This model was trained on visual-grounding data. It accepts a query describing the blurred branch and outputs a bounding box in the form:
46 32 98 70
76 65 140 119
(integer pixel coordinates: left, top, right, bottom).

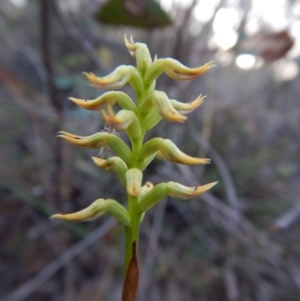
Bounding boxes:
40 0 61 115
0 69 57 121
6 218 117 301
139 200 167 299
172 0 198 60
41 0 75 205
0 178 86 237
160 164 284 267
272 202 300 230
0 68 58 205
188 124 240 208
51 0 105 72
202 193 282 266
40 0 63 205
91 252 118 301
224 257 240 301
163 163 293 294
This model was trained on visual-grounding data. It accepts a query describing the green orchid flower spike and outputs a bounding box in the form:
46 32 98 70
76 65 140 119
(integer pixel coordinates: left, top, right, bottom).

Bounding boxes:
51 36 217 301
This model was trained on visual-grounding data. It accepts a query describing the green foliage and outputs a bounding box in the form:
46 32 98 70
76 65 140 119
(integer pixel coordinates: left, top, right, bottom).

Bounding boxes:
94 0 172 28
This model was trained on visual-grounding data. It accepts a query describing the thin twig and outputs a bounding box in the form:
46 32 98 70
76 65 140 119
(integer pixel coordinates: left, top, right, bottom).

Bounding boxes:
172 0 198 60
271 202 300 230
51 0 105 72
138 200 167 299
40 0 61 114
160 164 284 267
6 218 117 301
224 257 240 301
40 0 67 206
188 124 240 208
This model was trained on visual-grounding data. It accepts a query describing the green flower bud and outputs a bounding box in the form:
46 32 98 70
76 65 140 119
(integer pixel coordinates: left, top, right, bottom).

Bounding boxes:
92 156 128 187
138 183 167 213
50 198 131 226
101 106 141 139
69 91 137 112
137 182 154 201
124 35 152 75
137 182 154 222
126 168 143 197
144 58 214 86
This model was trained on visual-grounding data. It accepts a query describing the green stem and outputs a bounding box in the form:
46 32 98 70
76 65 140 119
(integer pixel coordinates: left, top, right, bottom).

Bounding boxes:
124 195 141 273
123 85 147 276
124 134 144 273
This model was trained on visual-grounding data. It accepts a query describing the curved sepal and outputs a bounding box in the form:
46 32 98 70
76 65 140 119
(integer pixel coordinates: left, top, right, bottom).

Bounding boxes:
57 131 132 163
141 91 186 123
126 168 143 197
50 198 131 226
101 106 142 139
138 181 218 213
138 183 167 213
92 156 128 187
166 181 218 199
155 139 210 164
124 35 138 58
124 35 152 74
139 138 210 165
56 131 110 148
137 182 154 222
137 182 154 201
83 65 143 95
144 58 214 85
169 95 205 114
69 91 137 112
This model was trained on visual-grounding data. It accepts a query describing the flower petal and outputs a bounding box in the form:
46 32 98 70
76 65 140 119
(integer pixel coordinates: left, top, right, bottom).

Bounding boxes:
169 95 205 114
144 58 214 85
50 199 108 222
126 168 143 197
166 181 218 199
69 91 136 112
142 91 187 123
50 198 131 226
138 181 218 213
92 156 128 186
57 131 132 163
101 107 142 139
124 35 152 74
139 138 210 165
83 65 143 95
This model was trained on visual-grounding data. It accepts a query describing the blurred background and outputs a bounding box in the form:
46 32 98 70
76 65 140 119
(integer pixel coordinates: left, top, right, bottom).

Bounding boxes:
1 0 300 300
